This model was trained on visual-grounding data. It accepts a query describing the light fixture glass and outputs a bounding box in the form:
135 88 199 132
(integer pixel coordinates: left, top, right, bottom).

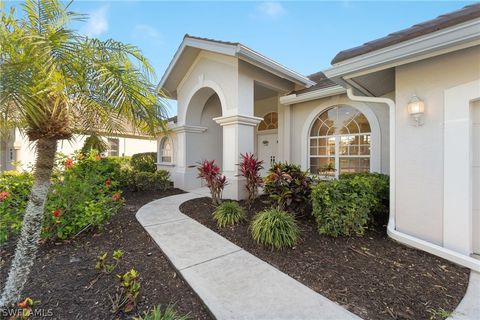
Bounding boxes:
407 95 425 126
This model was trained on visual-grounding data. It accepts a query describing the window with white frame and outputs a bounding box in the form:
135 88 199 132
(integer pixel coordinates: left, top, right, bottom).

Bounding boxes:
159 137 172 163
107 138 119 157
309 106 371 177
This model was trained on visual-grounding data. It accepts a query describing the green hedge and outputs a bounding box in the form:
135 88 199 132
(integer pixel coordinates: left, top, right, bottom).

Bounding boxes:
131 152 157 173
311 173 389 237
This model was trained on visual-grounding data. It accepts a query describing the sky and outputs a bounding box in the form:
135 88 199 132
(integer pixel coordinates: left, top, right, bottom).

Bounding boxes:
4 0 476 115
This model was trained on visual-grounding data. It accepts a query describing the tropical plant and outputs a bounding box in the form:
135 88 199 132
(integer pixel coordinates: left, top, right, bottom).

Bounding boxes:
263 162 312 214
135 305 190 320
131 152 157 173
197 160 226 205
0 0 167 307
238 153 263 207
213 201 245 228
250 208 299 250
110 269 141 314
81 134 108 155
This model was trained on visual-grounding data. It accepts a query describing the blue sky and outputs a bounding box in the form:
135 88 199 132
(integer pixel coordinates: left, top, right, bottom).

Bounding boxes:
5 1 475 115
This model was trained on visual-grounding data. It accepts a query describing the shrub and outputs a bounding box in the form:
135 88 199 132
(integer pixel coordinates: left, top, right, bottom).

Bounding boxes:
131 152 157 173
135 305 190 320
0 171 33 244
238 153 263 207
197 160 227 205
263 162 312 214
133 170 170 191
339 172 389 218
213 201 245 228
251 208 299 250
42 154 124 240
311 174 388 237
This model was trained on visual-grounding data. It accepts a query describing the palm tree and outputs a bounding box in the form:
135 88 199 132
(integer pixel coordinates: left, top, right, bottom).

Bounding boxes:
0 0 167 307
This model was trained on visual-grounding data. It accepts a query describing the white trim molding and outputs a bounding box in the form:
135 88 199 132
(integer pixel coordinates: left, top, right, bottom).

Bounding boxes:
324 18 480 80
171 125 208 134
158 36 314 94
280 85 346 105
213 114 263 127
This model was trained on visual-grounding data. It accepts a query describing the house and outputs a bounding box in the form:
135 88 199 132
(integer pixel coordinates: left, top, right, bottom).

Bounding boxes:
0 128 157 172
156 4 480 271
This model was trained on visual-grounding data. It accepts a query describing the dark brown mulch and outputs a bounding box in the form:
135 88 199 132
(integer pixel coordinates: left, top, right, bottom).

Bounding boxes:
179 196 470 320
1 189 212 320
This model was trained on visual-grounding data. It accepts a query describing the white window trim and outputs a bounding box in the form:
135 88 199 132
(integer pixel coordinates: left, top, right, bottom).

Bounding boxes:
159 136 173 164
301 102 381 174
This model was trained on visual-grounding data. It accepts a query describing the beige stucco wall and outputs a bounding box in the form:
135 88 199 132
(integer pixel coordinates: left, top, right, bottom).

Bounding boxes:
395 45 480 246
288 93 390 174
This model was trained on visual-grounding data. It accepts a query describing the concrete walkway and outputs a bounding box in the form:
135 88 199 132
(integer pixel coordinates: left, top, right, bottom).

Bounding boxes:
448 271 480 320
137 188 360 320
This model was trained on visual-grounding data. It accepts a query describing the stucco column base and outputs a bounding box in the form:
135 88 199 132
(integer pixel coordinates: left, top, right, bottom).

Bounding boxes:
214 114 262 201
173 166 202 191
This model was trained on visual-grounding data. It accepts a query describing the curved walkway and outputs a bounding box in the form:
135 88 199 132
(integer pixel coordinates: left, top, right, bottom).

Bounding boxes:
136 188 359 320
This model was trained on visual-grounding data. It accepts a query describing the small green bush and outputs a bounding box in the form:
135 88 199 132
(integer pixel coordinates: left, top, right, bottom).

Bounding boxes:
0 171 33 244
135 305 190 320
133 170 170 191
311 173 389 237
263 162 312 214
339 172 389 218
131 152 157 173
251 208 299 250
213 201 245 228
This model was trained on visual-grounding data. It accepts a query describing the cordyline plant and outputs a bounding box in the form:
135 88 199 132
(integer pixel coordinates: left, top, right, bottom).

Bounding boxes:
238 153 263 207
197 160 226 205
0 0 167 307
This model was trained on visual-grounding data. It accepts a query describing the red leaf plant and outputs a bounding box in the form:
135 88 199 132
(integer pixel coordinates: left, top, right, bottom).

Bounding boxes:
197 160 227 205
238 153 263 207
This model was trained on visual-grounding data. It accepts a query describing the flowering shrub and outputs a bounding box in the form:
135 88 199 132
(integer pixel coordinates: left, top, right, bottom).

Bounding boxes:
238 153 263 206
263 162 312 215
42 153 124 240
197 160 226 205
0 171 33 244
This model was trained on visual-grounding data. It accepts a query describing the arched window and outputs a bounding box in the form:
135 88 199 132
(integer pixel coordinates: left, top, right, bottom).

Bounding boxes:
309 106 371 177
159 137 172 163
258 112 278 131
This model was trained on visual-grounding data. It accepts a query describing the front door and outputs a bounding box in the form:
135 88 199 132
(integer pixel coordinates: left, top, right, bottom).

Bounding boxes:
472 102 480 255
257 133 278 176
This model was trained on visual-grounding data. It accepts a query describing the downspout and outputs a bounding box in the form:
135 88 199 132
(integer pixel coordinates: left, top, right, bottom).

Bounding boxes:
346 88 480 271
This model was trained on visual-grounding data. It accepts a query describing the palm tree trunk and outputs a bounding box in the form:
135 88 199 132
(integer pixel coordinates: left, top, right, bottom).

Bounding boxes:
0 138 57 308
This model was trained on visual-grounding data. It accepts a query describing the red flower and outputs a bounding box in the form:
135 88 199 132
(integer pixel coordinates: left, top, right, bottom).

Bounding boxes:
53 208 62 218
95 154 101 161
112 192 122 201
65 158 74 169
0 191 10 201
105 179 112 187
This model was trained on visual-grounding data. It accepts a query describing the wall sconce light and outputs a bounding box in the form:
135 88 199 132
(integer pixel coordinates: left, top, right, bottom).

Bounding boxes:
407 95 425 126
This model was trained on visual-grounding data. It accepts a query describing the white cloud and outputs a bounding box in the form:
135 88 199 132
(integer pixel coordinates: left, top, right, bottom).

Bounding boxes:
84 5 109 37
256 2 286 18
131 24 163 43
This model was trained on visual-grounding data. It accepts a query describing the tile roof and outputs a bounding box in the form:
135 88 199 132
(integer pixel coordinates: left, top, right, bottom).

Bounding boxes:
331 3 480 64
291 71 338 95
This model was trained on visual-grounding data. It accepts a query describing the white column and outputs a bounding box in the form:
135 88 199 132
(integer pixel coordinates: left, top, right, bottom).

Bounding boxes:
214 115 262 200
171 125 207 191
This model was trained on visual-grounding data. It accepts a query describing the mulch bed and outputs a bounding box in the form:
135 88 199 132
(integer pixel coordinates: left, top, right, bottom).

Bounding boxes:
179 196 470 320
1 189 212 320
